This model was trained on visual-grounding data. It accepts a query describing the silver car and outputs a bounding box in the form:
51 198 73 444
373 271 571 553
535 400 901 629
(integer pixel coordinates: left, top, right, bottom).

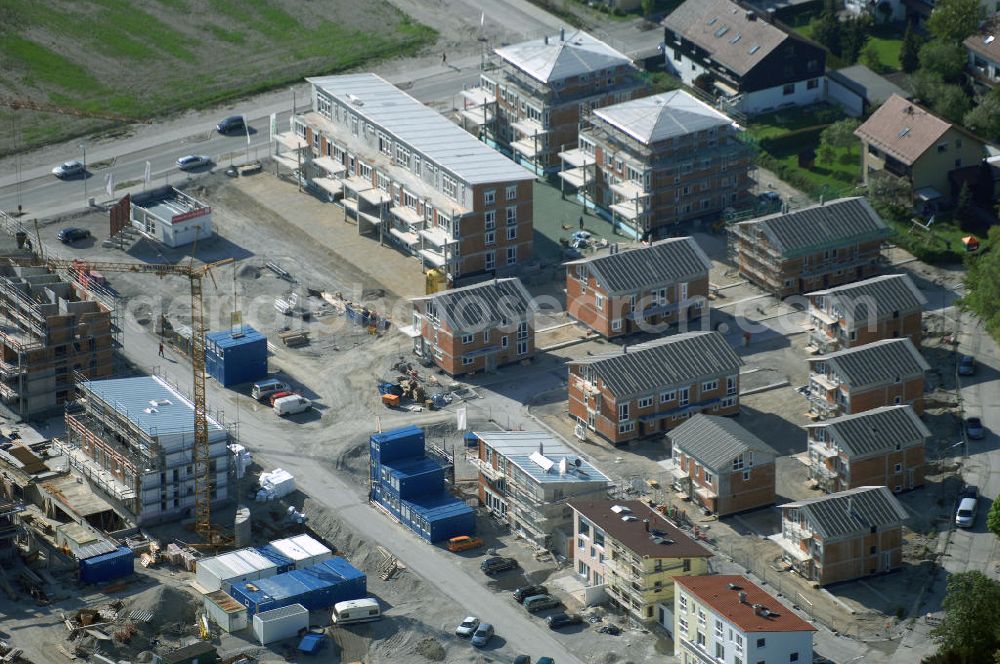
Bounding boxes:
455 616 479 637
177 155 211 171
52 160 85 178
956 488 979 528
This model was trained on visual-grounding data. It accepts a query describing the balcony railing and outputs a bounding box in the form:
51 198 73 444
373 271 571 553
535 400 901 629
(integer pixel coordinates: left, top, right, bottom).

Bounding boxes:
472 457 505 482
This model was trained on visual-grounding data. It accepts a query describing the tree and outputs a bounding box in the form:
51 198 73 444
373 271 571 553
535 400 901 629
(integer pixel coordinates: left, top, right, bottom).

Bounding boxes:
931 571 1000 661
876 1 893 24
867 171 913 216
900 23 921 73
963 226 1000 346
988 498 1000 539
814 11 842 57
927 0 985 43
933 83 973 124
841 16 870 63
820 118 862 150
861 41 888 73
918 42 969 83
964 92 1000 141
641 0 654 18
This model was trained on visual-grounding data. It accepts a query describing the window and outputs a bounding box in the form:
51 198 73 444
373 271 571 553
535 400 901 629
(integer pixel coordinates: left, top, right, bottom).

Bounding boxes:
702 379 719 392
807 78 819 89
618 403 629 422
462 356 473 366
679 616 688 632
894 462 903 473
506 184 517 200
483 330 490 343
395 143 410 167
506 206 517 225
484 190 496 205
683 559 691 572
506 246 517 265
595 294 605 311
743 469 750 481
485 209 496 230
679 387 690 406
756 638 765 648
501 334 508 349
443 175 457 200
517 340 528 355
679 593 688 611
518 322 528 339
660 389 676 403
727 375 737 395
378 132 391 156
506 226 517 240
461 333 474 345
485 250 496 271
697 632 706 647
937 142 948 153
733 454 745 471
716 643 726 659
638 396 653 408
618 421 636 434
782 83 795 95
485 230 495 245
611 319 622 331
704 471 714 485
715 619 724 637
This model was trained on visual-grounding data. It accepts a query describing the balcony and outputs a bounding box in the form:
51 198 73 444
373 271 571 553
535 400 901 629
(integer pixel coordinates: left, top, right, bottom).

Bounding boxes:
785 521 813 541
472 457 505 482
809 441 839 459
609 180 648 200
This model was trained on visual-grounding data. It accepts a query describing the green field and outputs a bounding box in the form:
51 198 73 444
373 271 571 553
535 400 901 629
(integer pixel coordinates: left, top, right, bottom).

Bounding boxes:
0 0 437 154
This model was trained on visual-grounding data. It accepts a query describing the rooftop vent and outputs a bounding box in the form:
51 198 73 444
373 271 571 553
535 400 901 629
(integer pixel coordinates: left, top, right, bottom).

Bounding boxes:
738 591 748 604
651 536 674 544
746 10 756 20
987 35 996 45
149 399 172 407
610 505 632 514
753 604 772 617
347 94 363 106
621 515 639 522
728 583 743 590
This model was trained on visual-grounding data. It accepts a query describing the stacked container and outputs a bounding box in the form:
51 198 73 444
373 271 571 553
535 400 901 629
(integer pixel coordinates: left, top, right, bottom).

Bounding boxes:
252 603 308 645
228 557 366 618
205 326 268 387
196 548 278 593
204 590 249 633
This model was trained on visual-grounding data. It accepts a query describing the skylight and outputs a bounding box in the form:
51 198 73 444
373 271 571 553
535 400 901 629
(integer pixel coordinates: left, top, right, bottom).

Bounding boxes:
730 34 741 44
714 26 730 38
748 44 760 55
898 127 911 138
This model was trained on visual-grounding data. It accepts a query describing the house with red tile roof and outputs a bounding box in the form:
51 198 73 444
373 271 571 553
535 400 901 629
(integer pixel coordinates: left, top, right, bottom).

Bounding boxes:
673 575 815 662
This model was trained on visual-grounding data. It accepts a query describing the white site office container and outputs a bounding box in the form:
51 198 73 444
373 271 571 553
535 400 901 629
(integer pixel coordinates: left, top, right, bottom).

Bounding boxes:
196 548 278 592
289 534 333 567
270 537 311 568
253 603 309 645
204 590 249 633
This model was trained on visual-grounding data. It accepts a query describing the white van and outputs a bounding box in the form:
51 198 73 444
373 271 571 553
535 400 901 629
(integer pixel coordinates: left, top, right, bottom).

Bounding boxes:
331 598 381 625
274 395 311 416
252 379 290 402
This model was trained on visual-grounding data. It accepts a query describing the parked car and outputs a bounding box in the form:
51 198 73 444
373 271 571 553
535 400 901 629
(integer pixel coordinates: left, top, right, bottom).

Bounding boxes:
446 535 484 553
455 616 480 637
956 486 979 528
959 355 976 376
268 390 296 406
546 612 583 630
512 585 548 604
52 160 85 178
217 115 246 134
57 227 92 244
536 659 554 664
273 394 311 416
523 594 561 613
252 379 290 402
176 154 211 171
512 656 531 664
471 623 494 648
967 416 986 440
480 556 518 575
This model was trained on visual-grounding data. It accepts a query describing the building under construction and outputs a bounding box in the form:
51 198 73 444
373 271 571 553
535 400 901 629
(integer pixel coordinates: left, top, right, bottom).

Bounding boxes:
56 375 234 525
0 258 116 419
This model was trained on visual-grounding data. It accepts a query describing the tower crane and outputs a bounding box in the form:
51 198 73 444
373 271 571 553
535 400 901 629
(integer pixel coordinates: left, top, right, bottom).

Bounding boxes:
13 254 233 543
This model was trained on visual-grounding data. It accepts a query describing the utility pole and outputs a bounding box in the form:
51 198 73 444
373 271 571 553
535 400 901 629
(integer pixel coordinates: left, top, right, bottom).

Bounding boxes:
290 86 297 116
80 143 88 206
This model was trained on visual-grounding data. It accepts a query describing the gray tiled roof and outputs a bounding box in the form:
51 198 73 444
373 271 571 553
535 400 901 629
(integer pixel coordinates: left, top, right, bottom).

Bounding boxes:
495 30 634 84
806 406 930 460
738 197 889 258
663 0 788 77
569 331 742 396
816 338 929 390
593 91 736 145
414 278 533 333
668 414 778 472
782 486 909 539
565 237 712 294
809 274 926 328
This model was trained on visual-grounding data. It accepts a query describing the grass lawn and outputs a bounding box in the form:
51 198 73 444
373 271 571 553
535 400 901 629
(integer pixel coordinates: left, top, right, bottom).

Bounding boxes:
764 144 862 198
886 216 982 262
0 0 437 154
866 35 903 72
748 104 847 140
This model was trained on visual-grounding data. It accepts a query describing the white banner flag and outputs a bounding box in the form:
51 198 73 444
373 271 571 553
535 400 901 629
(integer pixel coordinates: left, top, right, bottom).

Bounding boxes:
105 172 114 197
456 406 467 432
143 160 151 185
480 11 485 26
269 112 277 144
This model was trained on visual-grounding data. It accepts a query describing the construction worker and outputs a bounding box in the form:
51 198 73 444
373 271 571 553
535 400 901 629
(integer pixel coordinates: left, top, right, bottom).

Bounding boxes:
158 342 164 357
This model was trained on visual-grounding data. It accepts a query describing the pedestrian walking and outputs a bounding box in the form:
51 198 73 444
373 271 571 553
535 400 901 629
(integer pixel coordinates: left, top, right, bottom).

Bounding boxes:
158 342 164 357
578 215 584 230
442 52 447 65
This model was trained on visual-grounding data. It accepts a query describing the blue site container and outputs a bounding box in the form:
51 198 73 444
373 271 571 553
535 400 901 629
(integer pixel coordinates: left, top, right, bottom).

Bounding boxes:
229 558 366 618
370 426 425 464
256 543 295 573
80 546 134 584
384 457 445 500
377 491 475 543
464 432 480 448
205 326 268 388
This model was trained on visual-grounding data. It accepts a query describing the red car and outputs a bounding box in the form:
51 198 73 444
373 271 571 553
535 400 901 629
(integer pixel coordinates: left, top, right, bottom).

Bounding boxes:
268 390 296 406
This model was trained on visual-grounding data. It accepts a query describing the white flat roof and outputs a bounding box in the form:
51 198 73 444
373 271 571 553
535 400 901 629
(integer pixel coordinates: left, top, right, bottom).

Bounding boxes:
307 73 534 186
496 30 633 84
594 90 735 145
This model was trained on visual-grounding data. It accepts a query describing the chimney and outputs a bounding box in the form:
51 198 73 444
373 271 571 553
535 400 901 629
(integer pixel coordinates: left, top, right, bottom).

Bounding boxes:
643 519 649 532
560 27 566 41
738 591 748 604
745 10 756 20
